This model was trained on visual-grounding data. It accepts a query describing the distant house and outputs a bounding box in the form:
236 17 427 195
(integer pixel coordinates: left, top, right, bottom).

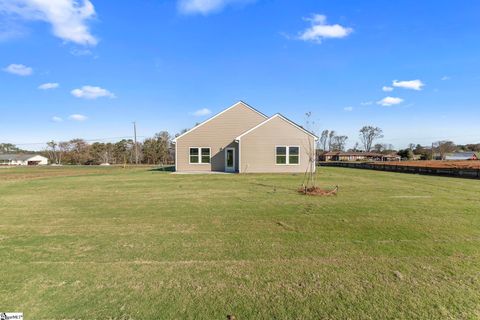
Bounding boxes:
0 154 48 166
317 151 400 162
173 101 318 173
445 152 479 161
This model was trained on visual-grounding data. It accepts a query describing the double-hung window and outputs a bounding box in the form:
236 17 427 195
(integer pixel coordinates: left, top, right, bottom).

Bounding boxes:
276 146 300 165
276 146 287 164
189 147 211 164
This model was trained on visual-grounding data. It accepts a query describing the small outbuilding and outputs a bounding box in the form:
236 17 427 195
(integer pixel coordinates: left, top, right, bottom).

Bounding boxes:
0 154 48 166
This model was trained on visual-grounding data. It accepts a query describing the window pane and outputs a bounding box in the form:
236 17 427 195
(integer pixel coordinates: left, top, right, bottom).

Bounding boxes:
289 146 299 164
276 146 286 155
289 146 299 155
190 148 199 155
201 148 210 163
276 155 287 164
190 155 199 163
190 148 199 163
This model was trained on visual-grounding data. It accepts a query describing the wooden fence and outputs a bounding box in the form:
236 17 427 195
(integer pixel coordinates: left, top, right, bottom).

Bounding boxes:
319 162 480 179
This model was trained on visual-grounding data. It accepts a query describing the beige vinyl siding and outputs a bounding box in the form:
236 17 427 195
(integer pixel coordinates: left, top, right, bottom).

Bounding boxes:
239 116 315 173
175 103 267 172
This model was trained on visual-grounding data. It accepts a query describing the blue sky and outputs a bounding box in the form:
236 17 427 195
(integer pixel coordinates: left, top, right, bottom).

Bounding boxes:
1 0 479 150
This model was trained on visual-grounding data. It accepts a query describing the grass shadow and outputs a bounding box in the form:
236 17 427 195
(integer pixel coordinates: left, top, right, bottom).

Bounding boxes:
148 165 175 172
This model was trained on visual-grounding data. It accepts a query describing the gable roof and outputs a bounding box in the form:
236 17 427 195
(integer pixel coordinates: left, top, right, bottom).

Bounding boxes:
173 101 268 143
235 113 318 141
0 154 45 161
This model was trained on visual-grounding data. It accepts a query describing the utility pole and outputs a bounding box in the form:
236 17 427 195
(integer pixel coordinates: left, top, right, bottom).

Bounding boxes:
133 121 139 165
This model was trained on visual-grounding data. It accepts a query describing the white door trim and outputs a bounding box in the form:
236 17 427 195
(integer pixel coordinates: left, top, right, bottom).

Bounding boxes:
225 148 235 172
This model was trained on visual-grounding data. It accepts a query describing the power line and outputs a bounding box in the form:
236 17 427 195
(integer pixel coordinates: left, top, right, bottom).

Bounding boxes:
1 136 148 146
1 133 479 148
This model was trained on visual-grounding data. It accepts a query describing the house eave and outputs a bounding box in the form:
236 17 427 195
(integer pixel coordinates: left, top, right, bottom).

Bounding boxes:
234 114 319 141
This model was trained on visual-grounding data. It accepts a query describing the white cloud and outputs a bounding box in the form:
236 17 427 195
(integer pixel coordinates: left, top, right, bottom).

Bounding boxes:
441 76 450 81
68 114 87 121
3 63 32 76
382 86 393 92
51 116 63 122
344 106 353 112
392 79 424 91
298 14 353 44
39 82 59 90
191 108 212 116
377 96 404 107
71 85 115 99
178 0 254 15
0 0 98 46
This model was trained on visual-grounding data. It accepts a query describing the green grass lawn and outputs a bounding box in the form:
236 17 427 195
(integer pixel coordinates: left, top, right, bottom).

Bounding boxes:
1 166 480 319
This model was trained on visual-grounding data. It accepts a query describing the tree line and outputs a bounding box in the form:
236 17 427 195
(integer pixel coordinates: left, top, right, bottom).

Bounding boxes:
398 141 480 160
316 126 480 160
317 126 385 152
0 143 30 154
42 131 174 165
2 127 479 164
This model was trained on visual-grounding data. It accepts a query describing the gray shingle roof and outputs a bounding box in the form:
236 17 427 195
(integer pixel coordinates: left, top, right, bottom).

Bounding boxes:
0 154 42 161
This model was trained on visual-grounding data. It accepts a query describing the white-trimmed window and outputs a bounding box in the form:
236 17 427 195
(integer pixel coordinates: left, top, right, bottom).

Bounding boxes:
289 146 299 164
189 147 211 164
276 146 300 165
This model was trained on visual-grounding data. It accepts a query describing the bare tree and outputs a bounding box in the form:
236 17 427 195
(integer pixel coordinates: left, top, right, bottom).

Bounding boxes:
103 143 114 164
302 112 319 190
328 130 336 151
331 135 348 151
58 141 71 164
46 140 59 164
319 130 329 151
433 140 456 160
373 143 384 153
90 142 114 164
70 139 90 165
359 126 384 152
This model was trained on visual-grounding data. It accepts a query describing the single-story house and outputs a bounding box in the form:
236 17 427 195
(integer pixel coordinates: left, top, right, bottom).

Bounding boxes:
445 152 479 161
0 154 48 166
173 101 318 173
317 151 400 162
